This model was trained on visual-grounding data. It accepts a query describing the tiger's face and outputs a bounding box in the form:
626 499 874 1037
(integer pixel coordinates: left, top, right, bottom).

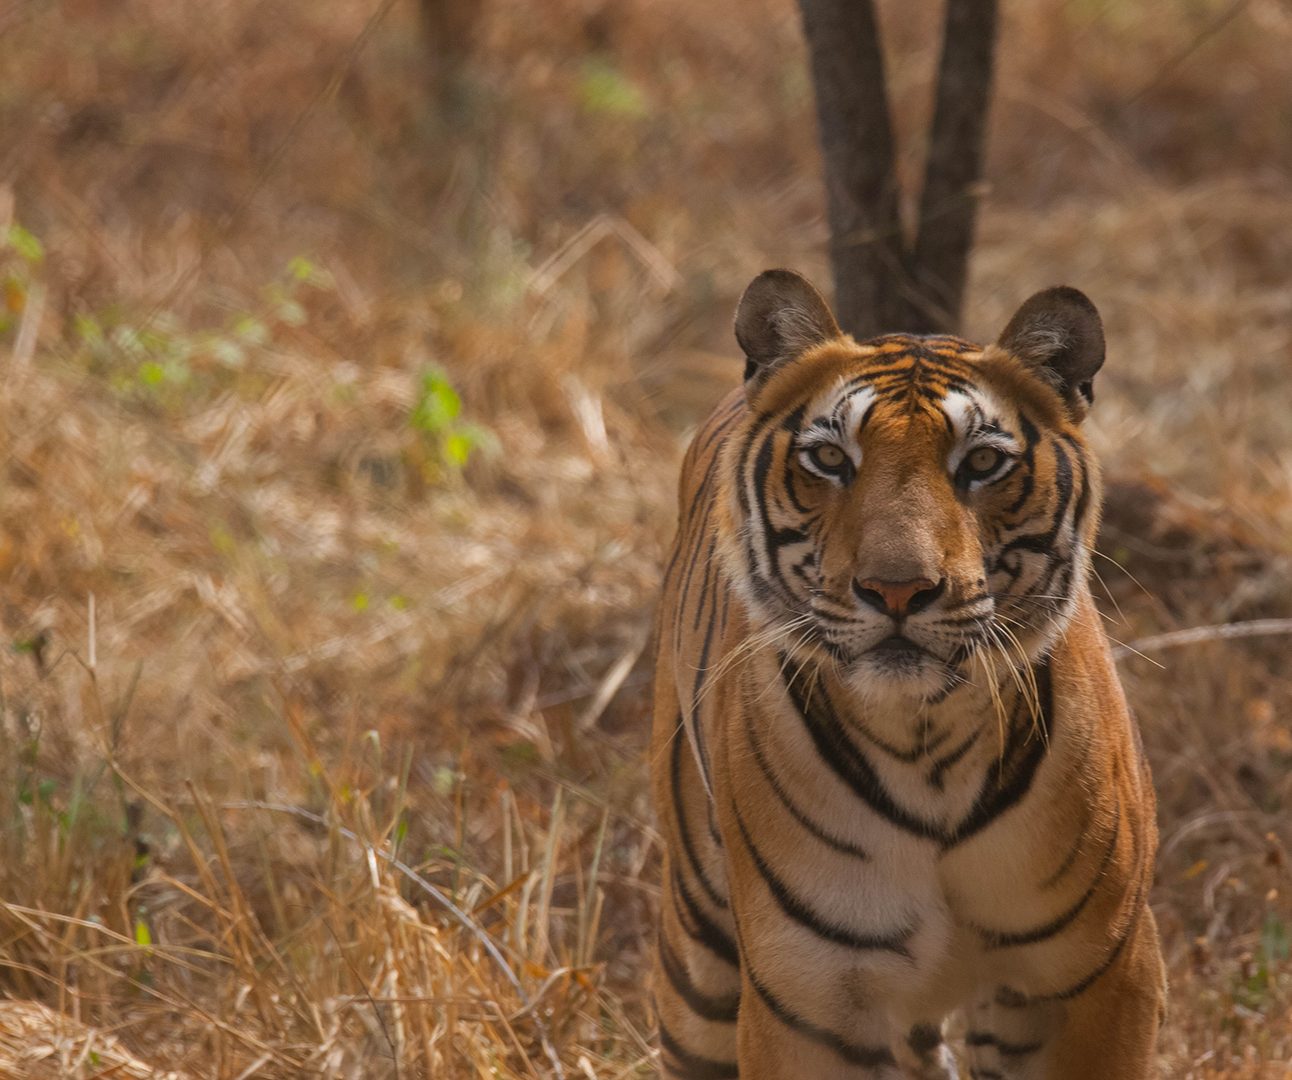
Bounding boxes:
724 271 1105 702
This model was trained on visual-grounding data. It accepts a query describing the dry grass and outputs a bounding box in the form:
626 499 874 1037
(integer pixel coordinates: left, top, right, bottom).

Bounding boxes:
0 0 1290 1075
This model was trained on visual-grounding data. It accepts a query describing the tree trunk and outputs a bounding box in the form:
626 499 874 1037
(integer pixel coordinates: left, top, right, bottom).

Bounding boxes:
912 0 999 332
797 0 916 339
419 0 482 118
796 0 999 338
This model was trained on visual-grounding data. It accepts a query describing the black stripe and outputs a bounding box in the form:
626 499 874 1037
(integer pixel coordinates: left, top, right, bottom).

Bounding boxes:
856 718 952 764
688 600 722 791
731 801 910 955
965 1031 1043 1056
907 1024 943 1055
743 958 896 1069
734 412 770 521
743 710 870 860
748 427 799 606
1003 413 1039 516
695 395 744 456
997 880 1147 1004
1040 797 1095 889
1068 436 1092 534
691 534 718 630
678 512 714 631
779 403 808 433
658 1024 739 1079
860 349 973 379
945 662 1054 848
659 939 739 1023
997 440 1075 570
783 661 942 841
928 724 983 790
782 452 813 514
671 731 727 910
671 867 739 968
979 799 1121 948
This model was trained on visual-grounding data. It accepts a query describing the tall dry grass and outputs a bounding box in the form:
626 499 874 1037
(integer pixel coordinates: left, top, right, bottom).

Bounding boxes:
0 0 1290 1075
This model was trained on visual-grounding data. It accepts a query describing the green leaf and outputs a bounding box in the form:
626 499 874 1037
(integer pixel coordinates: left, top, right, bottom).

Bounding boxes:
210 524 236 556
288 256 316 281
138 361 166 387
457 421 497 457
74 314 104 346
578 58 648 118
286 256 333 290
410 369 463 434
134 918 152 948
6 224 44 264
443 431 473 467
233 314 268 345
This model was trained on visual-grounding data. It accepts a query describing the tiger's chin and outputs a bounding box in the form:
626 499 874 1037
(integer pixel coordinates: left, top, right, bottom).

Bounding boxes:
844 643 957 707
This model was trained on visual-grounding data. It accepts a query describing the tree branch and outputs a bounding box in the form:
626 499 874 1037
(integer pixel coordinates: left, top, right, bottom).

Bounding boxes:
911 0 999 333
797 0 914 339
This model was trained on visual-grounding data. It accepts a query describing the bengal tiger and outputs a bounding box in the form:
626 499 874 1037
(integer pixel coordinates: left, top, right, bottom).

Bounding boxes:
650 270 1166 1079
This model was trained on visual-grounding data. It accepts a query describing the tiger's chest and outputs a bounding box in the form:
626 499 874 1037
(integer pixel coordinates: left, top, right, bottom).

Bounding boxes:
715 681 1085 1014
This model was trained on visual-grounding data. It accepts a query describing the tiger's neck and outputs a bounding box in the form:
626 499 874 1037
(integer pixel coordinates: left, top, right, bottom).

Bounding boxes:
726 589 1116 836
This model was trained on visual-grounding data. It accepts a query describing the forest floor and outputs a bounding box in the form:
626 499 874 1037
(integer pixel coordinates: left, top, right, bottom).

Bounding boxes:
1 0 1291 1075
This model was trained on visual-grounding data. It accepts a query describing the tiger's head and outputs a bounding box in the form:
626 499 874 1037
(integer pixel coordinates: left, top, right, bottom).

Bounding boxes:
720 269 1105 703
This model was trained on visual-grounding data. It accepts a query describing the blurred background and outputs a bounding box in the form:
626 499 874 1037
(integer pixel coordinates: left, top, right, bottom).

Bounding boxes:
0 0 1290 1075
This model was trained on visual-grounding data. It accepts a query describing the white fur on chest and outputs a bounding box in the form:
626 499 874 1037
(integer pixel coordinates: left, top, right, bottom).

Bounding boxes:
736 685 1080 1022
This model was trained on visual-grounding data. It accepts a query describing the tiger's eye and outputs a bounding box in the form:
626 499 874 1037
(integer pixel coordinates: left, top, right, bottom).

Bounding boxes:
966 447 1003 475
810 444 847 471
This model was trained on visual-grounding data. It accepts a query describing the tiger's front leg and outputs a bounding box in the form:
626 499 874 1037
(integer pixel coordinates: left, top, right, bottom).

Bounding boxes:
654 852 742 1079
965 906 1166 1080
654 728 743 1079
734 979 907 1080
735 978 961 1079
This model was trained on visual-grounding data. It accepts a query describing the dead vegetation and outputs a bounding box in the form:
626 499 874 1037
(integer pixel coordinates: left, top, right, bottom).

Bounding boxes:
0 0 1290 1075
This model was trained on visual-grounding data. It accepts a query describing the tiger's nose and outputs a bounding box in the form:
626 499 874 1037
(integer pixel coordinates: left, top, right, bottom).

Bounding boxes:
853 577 945 618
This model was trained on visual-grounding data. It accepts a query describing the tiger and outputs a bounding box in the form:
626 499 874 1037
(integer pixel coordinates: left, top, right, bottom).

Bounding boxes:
650 269 1166 1079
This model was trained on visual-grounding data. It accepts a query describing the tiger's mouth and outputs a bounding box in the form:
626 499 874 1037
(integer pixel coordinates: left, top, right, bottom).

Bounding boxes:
864 634 935 678
869 635 925 657
841 632 961 702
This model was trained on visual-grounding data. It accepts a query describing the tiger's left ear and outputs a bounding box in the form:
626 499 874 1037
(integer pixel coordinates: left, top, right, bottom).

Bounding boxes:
996 287 1104 419
734 269 840 398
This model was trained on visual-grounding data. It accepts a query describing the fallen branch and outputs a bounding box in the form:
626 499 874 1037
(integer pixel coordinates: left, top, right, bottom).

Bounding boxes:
1113 618 1292 660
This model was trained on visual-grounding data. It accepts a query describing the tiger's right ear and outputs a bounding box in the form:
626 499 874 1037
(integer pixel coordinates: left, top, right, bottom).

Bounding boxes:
734 270 840 397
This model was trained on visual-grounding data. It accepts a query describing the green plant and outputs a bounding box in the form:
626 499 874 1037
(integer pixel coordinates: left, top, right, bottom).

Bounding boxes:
409 366 494 470
0 221 43 336
71 257 333 406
